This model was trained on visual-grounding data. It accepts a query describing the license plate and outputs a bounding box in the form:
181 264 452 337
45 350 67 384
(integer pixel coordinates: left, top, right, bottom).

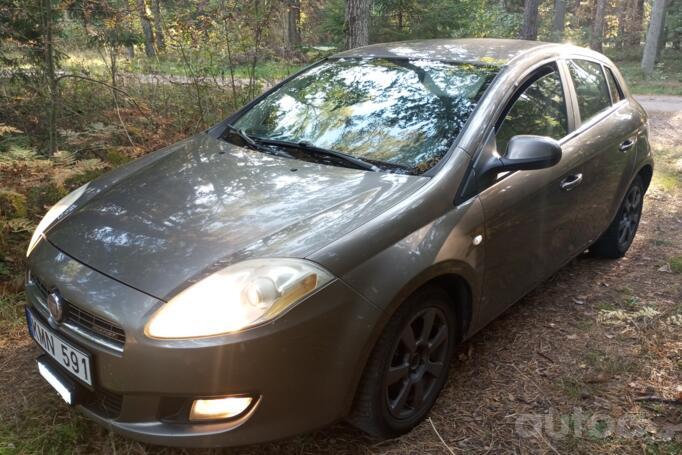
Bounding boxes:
26 308 93 386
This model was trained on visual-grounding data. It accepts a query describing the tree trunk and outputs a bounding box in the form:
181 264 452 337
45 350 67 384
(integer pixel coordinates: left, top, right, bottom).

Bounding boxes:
151 0 165 51
136 0 156 57
344 0 371 49
42 0 57 156
520 0 540 40
590 0 607 51
287 0 301 48
551 0 566 41
641 0 667 74
655 0 671 61
616 0 628 48
629 0 645 46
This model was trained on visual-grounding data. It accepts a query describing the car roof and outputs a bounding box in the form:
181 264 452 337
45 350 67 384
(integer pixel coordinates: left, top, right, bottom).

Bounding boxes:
331 38 604 67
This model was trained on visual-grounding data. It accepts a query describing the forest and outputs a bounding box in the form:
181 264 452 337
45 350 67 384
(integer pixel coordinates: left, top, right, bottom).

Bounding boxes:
1 1 681 454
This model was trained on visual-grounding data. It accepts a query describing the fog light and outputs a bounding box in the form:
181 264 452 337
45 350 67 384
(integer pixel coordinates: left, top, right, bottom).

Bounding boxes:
190 396 253 421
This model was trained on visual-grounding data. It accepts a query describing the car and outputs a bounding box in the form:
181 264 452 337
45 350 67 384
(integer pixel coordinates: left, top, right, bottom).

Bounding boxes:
24 38 652 447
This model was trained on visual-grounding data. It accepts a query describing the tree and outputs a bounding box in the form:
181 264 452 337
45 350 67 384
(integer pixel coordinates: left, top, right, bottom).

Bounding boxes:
641 0 668 74
628 0 645 46
287 0 301 48
345 0 371 49
591 0 607 51
151 0 164 51
41 0 58 156
520 0 540 40
135 0 155 56
552 0 566 41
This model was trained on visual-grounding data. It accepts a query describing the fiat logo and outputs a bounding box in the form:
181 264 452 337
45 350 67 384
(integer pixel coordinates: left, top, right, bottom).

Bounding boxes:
47 291 64 323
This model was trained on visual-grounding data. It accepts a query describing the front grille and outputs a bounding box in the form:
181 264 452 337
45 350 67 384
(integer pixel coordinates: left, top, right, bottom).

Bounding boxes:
30 273 126 349
65 305 126 345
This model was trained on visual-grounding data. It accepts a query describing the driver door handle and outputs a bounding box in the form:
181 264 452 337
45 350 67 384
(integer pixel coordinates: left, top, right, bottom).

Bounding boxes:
619 138 635 152
560 173 583 191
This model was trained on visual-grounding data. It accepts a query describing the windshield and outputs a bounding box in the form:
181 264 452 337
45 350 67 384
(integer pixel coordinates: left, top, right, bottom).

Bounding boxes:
232 58 497 173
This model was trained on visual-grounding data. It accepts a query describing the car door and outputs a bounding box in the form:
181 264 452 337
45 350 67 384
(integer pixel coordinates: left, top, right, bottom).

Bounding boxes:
475 62 585 321
561 59 638 248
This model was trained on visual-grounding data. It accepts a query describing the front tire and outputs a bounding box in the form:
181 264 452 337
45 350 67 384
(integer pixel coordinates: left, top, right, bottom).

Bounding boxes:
590 176 645 259
347 287 456 439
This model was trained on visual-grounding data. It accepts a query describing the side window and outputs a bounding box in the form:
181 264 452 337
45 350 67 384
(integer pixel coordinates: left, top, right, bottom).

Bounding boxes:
567 59 612 122
604 67 623 103
495 68 568 154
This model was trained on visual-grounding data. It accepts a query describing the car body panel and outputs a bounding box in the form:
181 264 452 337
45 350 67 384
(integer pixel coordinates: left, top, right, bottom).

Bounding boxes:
46 134 427 300
27 240 383 447
332 38 552 65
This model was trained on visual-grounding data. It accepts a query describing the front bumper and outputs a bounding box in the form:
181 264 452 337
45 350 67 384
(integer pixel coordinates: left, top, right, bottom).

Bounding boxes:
26 240 381 447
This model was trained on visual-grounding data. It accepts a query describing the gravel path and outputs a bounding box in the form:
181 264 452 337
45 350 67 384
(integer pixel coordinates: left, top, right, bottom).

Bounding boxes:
634 95 682 113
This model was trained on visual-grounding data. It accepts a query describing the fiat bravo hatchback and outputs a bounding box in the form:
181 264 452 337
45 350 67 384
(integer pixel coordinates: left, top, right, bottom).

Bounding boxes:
25 39 652 447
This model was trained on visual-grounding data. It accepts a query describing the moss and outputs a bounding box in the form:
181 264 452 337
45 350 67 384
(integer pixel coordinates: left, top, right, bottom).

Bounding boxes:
0 190 27 219
63 168 105 190
26 183 67 218
669 256 682 274
105 148 132 166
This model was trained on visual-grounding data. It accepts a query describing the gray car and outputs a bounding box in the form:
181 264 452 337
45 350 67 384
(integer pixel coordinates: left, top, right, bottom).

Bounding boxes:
24 38 652 447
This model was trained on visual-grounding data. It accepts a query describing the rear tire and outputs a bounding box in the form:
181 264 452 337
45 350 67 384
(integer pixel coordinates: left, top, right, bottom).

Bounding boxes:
347 287 456 439
590 176 645 259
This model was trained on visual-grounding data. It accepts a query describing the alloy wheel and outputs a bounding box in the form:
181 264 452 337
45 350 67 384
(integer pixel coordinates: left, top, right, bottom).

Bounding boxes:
617 184 642 251
384 307 449 420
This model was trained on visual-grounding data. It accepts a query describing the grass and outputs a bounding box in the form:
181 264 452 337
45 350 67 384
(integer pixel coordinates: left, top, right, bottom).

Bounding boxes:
669 256 682 274
63 49 305 82
610 49 682 96
644 442 682 455
66 47 682 96
0 410 91 454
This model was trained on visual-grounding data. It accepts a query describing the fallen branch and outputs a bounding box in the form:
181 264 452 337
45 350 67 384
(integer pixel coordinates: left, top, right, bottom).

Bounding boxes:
428 417 456 455
634 395 682 405
55 73 149 119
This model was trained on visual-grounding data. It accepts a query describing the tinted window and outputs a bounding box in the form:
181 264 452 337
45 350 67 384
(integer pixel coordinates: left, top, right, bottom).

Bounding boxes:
496 69 568 154
234 58 497 173
567 59 612 122
604 67 623 103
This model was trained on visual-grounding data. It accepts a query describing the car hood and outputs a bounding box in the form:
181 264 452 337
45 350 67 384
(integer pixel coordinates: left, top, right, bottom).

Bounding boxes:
47 134 427 300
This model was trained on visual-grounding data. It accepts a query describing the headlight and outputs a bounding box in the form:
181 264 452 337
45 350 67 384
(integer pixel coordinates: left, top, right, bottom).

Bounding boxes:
26 183 89 257
145 258 333 339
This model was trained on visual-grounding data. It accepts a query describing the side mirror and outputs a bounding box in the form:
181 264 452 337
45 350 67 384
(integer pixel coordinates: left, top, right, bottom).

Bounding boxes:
481 135 562 177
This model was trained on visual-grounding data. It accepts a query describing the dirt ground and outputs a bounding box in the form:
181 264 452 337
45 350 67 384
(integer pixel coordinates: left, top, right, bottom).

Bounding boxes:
1 110 680 454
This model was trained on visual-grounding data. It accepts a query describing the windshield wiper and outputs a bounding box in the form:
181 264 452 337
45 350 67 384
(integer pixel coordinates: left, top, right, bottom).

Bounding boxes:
251 137 379 172
222 123 260 150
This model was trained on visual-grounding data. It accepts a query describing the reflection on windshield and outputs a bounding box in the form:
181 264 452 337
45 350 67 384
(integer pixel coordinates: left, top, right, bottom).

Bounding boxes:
233 58 497 173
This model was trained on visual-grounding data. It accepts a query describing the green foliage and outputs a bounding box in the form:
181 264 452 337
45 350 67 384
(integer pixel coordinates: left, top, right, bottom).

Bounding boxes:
105 148 132 166
315 0 521 45
26 183 67 218
613 50 682 96
63 167 106 189
0 190 27 219
669 256 682 274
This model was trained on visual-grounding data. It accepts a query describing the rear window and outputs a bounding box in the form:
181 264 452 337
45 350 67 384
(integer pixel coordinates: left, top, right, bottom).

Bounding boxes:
567 59 611 123
604 67 624 103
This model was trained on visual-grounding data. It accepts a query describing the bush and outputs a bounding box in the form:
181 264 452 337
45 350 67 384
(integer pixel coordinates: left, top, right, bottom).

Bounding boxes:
26 183 67 218
0 190 27 219
105 148 133 166
63 168 107 190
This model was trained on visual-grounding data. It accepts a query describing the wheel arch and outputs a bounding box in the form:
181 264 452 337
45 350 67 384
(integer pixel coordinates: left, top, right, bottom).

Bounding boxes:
343 263 476 416
637 163 653 191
